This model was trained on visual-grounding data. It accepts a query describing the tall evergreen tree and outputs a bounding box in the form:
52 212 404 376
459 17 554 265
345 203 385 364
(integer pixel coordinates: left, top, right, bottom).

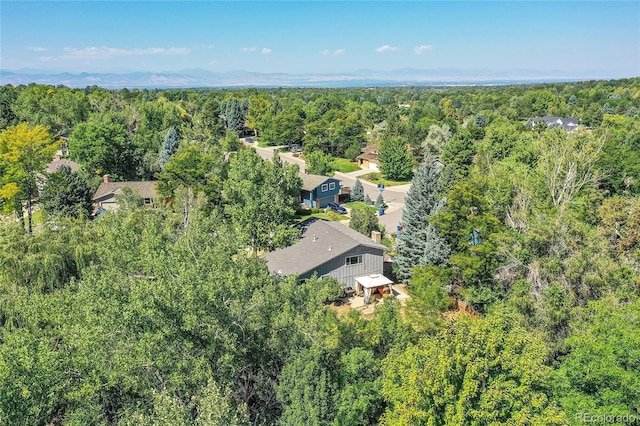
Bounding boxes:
40 165 93 218
222 98 246 136
374 192 385 209
395 158 450 283
379 136 414 181
351 178 364 202
159 127 180 170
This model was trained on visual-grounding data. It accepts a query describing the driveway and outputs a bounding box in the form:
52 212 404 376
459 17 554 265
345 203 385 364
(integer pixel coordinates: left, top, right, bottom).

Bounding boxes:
245 142 409 233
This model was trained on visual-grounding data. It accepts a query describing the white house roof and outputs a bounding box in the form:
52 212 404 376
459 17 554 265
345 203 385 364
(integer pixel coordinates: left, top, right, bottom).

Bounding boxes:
355 274 393 289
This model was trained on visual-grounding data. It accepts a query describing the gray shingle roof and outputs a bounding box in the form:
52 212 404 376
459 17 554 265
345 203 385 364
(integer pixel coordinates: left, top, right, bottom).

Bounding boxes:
262 218 386 276
93 181 158 201
45 158 80 173
300 173 337 191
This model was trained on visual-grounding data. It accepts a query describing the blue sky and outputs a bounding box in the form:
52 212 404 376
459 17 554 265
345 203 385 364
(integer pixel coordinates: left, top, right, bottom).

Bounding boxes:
1 1 638 78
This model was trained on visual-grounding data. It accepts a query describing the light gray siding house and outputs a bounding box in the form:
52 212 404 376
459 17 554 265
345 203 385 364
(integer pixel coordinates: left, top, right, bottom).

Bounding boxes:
262 218 387 289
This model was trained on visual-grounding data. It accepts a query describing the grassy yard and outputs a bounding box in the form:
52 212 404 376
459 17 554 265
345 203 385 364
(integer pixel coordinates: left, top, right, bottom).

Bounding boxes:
331 158 360 173
344 201 378 214
294 210 345 223
31 208 44 226
359 172 411 187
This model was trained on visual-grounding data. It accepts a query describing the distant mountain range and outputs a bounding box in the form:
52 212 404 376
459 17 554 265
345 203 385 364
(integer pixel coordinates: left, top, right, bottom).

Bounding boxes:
0 67 606 89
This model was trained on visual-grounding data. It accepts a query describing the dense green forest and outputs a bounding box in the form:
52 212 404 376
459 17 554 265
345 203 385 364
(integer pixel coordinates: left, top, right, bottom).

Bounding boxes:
0 78 639 425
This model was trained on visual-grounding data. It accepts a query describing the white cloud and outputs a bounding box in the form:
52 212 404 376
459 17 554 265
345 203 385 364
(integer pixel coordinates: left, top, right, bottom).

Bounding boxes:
414 45 433 55
27 46 47 52
376 45 399 53
58 46 189 59
241 47 271 54
321 48 346 56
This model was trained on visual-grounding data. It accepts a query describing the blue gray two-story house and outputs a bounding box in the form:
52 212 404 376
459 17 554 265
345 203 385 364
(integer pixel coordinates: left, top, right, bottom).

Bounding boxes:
262 218 388 289
300 173 341 209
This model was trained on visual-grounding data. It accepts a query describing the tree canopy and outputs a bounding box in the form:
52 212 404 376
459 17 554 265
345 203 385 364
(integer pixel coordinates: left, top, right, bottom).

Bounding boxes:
1 77 640 425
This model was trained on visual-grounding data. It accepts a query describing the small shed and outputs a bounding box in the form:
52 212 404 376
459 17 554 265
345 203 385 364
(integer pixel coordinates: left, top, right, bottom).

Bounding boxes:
355 274 394 304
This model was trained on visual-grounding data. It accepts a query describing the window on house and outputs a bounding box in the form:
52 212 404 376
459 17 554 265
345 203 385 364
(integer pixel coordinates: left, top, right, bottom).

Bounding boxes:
329 182 336 190
321 184 328 192
345 255 363 266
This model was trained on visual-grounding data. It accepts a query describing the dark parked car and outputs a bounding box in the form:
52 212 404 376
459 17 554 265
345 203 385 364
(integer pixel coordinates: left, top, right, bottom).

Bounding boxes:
327 202 347 214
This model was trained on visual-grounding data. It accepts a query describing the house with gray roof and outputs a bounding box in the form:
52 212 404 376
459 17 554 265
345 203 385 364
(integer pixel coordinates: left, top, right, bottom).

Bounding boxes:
529 116 579 132
262 218 388 289
45 158 80 174
92 175 158 211
300 172 341 209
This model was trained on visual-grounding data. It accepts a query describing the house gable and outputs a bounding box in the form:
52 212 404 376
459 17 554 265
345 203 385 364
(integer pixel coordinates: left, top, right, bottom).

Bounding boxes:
300 173 341 208
263 218 386 287
92 179 158 210
298 245 384 288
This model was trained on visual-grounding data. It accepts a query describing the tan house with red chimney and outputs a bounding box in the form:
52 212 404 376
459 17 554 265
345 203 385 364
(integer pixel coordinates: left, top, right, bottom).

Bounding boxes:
92 175 158 211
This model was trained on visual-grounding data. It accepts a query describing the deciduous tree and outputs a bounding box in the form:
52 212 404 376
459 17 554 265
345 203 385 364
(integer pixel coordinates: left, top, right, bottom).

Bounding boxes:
537 129 605 210
69 121 139 180
553 297 640 420
223 150 301 252
381 311 566 425
349 205 381 238
0 123 59 232
305 150 335 176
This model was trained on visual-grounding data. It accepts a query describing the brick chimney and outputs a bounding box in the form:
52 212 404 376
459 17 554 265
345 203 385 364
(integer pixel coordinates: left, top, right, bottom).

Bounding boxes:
103 174 111 183
371 230 381 243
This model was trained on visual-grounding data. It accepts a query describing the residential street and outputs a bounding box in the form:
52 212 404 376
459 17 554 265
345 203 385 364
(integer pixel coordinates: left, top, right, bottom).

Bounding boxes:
245 142 409 233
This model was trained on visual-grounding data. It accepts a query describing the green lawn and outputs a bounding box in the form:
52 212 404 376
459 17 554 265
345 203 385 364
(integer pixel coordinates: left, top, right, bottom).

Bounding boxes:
331 158 360 173
344 201 378 214
359 172 411 187
294 210 344 223
31 208 44 225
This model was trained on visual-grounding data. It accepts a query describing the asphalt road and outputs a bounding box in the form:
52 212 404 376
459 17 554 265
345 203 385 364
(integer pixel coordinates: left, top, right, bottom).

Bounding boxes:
245 143 409 233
